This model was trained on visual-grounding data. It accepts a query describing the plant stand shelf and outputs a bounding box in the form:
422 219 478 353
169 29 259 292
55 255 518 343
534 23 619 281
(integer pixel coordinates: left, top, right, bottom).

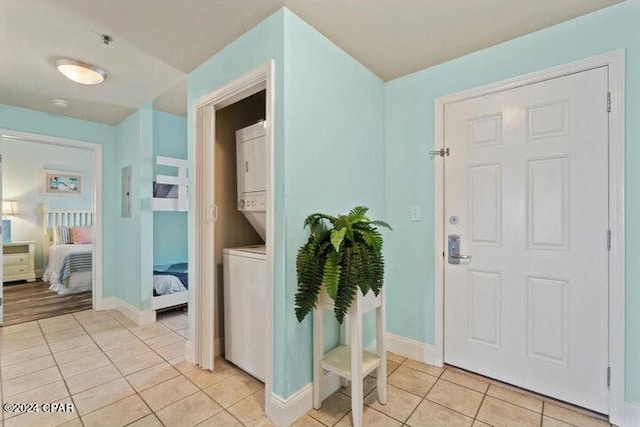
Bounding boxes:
313 287 387 427
320 346 381 380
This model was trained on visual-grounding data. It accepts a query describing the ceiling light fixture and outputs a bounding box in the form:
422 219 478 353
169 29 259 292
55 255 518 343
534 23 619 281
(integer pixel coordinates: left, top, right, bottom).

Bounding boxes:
54 59 107 85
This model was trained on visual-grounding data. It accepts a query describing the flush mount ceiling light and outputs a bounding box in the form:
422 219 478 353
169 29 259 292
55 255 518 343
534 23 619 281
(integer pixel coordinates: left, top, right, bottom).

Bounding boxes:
54 59 107 85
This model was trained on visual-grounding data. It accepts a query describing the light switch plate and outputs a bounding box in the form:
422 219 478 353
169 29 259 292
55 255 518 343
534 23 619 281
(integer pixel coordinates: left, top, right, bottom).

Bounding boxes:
411 206 421 222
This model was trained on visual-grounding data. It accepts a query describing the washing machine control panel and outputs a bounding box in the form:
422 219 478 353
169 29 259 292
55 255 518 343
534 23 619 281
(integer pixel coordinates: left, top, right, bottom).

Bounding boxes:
238 192 265 212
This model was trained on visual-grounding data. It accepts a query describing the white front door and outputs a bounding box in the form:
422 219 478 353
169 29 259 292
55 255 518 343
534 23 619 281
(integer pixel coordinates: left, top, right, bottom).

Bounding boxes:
443 67 609 413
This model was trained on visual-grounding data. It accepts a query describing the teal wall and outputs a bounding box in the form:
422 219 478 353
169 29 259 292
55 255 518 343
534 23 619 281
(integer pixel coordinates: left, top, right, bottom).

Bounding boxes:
384 0 640 403
139 105 154 310
186 9 386 398
279 9 385 396
113 103 154 310
114 111 142 308
152 111 188 266
186 5 286 389
0 104 117 298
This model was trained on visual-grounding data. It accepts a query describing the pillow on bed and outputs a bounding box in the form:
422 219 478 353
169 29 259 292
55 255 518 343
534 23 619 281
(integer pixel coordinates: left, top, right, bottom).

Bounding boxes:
71 226 92 244
53 225 73 244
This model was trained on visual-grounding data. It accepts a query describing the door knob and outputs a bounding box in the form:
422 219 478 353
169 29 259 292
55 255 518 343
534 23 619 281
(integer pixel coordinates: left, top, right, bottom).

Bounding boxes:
448 234 472 265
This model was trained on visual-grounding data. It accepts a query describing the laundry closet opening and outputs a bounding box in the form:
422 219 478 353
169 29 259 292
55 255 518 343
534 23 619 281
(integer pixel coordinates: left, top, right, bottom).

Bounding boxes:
213 89 267 382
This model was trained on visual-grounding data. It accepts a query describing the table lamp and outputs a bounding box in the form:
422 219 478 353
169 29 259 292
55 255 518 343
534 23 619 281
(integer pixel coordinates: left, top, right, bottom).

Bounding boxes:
2 200 18 243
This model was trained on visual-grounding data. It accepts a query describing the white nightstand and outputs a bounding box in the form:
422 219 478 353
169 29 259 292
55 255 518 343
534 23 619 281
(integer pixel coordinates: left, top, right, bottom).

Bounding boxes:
3 241 36 283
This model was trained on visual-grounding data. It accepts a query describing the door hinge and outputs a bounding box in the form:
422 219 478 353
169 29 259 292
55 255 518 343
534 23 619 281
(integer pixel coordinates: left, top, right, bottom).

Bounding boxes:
607 230 611 251
0 297 3 306
429 148 450 159
607 92 611 113
607 366 611 388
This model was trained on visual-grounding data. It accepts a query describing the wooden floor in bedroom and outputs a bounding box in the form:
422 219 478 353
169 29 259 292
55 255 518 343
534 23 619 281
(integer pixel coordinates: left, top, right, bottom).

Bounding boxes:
1 279 92 326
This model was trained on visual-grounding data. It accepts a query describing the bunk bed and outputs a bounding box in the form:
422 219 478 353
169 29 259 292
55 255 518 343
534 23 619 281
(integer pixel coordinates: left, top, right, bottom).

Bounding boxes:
151 156 189 310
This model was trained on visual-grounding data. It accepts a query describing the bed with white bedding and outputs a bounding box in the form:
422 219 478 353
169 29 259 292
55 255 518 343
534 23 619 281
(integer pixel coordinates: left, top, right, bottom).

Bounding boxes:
43 244 92 294
41 204 94 296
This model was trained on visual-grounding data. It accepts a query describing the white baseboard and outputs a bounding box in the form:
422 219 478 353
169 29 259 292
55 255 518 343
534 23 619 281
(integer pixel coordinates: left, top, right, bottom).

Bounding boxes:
98 296 118 311
117 299 156 325
97 297 155 325
267 372 342 426
386 332 439 366
624 401 640 427
185 340 195 364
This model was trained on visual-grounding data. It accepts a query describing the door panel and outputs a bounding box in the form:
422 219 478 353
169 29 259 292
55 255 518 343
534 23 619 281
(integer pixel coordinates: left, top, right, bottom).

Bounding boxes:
444 67 609 413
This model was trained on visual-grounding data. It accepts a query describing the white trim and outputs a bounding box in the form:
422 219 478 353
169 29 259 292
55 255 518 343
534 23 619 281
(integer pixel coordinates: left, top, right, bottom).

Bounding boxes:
267 372 342 427
433 50 625 422
0 129 105 315
624 402 640 427
100 296 118 310
606 50 626 427
386 332 438 366
116 297 155 325
192 61 275 413
151 291 188 310
100 296 155 325
184 340 195 364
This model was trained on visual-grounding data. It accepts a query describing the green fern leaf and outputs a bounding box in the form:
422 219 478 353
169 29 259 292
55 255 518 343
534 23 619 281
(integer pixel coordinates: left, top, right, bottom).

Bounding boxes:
323 251 341 300
330 228 347 252
348 206 369 222
369 220 392 230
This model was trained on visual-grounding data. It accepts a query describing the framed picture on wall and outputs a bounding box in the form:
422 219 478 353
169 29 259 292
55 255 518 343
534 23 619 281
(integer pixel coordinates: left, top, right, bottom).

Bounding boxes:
41 169 83 196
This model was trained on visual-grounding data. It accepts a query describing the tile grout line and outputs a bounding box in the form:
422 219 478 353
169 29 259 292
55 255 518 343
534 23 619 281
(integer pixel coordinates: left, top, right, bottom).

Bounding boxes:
108 310 224 427
483 389 545 416
445 363 609 425
2 331 70 403
472 384 488 423
65 310 164 426
401 366 442 427
82 311 171 427
422 388 479 423
70 310 152 425
5 311 198 427
120 325 211 425
37 316 86 427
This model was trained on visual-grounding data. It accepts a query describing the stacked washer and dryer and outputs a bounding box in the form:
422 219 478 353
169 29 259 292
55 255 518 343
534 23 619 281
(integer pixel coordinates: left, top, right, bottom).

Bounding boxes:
223 121 267 381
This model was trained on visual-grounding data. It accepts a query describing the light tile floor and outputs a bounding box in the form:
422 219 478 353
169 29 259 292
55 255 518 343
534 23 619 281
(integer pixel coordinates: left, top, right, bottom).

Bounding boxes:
0 309 612 427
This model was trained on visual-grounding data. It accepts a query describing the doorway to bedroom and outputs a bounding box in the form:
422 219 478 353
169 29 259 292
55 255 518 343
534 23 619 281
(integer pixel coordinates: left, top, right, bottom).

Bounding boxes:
0 131 102 326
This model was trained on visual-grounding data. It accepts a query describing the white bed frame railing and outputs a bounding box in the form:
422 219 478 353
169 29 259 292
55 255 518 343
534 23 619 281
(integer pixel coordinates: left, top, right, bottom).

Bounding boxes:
42 204 94 264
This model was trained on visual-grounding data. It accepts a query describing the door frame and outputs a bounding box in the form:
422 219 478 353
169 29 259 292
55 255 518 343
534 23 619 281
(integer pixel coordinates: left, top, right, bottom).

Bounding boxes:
0 129 105 321
192 60 275 399
433 50 625 423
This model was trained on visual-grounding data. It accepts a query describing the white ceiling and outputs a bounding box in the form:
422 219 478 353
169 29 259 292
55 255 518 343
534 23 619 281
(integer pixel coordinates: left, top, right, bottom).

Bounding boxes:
0 0 623 125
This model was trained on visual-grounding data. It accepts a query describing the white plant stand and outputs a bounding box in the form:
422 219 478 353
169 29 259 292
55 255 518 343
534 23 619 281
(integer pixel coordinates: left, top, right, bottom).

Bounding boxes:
313 287 387 427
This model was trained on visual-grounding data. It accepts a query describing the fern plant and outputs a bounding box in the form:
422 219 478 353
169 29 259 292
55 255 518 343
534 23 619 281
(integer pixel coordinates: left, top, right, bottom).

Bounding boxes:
295 206 391 324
